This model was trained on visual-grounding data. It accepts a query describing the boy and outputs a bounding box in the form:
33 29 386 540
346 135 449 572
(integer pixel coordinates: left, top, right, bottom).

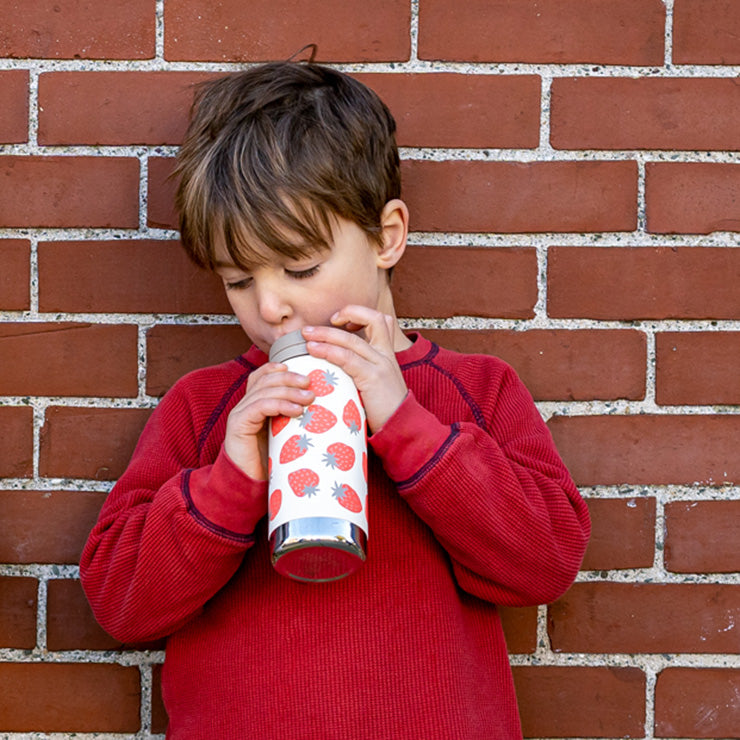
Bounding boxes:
81 61 590 739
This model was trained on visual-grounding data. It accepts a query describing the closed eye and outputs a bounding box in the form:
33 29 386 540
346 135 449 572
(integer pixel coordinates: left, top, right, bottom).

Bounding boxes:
286 265 320 280
225 277 252 290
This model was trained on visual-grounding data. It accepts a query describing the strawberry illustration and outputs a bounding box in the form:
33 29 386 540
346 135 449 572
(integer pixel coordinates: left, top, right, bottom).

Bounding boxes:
271 414 291 436
342 399 362 435
269 488 282 521
299 404 337 434
323 442 355 471
331 482 362 513
289 468 319 498
279 434 312 463
307 368 337 396
362 451 367 482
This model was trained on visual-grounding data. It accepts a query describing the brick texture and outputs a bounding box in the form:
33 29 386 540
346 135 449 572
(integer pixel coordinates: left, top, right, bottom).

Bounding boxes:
548 247 740 320
673 0 740 64
664 501 740 574
0 70 28 143
499 606 538 655
418 0 664 65
147 156 179 229
0 577 37 649
0 239 30 310
551 77 740 151
164 0 411 62
0 406 33 478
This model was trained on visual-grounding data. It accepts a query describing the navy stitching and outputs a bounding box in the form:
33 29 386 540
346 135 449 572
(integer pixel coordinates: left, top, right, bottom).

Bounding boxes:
397 424 460 490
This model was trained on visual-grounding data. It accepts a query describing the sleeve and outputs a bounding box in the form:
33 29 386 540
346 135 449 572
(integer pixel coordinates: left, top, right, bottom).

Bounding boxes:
79 382 267 643
368 364 590 607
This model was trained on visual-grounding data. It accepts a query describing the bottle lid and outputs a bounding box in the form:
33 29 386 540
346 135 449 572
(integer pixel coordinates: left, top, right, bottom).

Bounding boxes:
269 329 307 364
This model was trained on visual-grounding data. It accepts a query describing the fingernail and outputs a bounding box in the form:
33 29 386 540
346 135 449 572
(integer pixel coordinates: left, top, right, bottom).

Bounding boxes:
302 325 314 334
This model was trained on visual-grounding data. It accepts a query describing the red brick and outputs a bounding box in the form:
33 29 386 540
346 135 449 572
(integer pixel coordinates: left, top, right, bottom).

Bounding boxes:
656 332 740 405
552 78 740 150
402 160 637 233
146 324 249 397
646 162 740 234
164 0 410 62
0 156 139 228
513 666 645 738
548 414 740 486
151 664 168 733
581 497 656 570
39 407 152 481
549 583 740 653
499 606 538 654
674 0 740 64
394 247 538 319
0 323 138 397
0 406 33 478
0 577 37 649
147 156 178 229
548 247 740 320
655 668 740 738
0 70 28 143
355 73 540 149
0 662 140 732
38 240 230 315
0 490 105 564
0 0 155 59
418 0 664 65
423 328 646 402
0 239 30 310
665 501 740 574
38 71 212 146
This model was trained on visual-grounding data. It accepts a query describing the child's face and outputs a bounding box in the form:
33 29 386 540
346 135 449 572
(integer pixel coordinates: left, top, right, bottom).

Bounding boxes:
214 216 391 353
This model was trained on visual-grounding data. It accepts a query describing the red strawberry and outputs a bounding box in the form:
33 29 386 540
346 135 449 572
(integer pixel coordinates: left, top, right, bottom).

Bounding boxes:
288 468 319 498
279 434 312 463
342 399 362 435
307 368 337 396
331 482 362 513
269 488 282 520
362 451 367 482
299 404 337 434
271 414 291 436
322 442 355 471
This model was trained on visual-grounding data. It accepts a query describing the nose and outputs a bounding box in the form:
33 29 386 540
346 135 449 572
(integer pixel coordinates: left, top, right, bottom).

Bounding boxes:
255 280 292 326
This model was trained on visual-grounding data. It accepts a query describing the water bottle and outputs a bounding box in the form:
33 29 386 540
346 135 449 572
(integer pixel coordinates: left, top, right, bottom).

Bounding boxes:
267 330 368 582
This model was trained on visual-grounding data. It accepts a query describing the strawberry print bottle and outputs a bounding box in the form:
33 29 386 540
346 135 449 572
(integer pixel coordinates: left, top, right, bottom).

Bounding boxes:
268 330 368 582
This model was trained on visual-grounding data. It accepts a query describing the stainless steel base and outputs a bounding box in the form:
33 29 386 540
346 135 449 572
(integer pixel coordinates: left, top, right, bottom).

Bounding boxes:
270 517 367 583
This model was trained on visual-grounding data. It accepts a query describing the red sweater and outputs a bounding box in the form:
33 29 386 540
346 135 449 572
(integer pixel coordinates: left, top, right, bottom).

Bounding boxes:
80 333 590 739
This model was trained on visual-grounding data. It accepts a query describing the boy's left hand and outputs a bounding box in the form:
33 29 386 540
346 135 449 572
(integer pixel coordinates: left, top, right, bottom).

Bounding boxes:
302 306 408 433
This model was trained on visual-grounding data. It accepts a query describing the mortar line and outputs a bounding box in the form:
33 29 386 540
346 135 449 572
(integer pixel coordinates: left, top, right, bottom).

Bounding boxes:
409 0 419 62
664 0 675 68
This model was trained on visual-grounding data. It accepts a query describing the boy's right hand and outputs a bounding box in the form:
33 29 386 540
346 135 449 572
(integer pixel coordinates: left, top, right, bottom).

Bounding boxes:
223 363 315 481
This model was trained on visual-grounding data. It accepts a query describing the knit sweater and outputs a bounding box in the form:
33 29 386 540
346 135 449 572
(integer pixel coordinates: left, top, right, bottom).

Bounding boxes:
80 333 590 739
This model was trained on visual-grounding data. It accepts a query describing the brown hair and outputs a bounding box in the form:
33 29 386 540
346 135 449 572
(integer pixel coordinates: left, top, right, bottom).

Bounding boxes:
174 61 401 270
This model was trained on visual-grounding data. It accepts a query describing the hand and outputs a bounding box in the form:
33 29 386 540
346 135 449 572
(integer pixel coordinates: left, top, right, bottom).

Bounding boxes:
302 306 409 433
224 363 315 480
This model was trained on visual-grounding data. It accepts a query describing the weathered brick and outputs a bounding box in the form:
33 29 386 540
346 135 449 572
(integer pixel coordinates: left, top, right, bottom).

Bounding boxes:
513 666 645 738
146 324 249 397
38 240 230 315
665 501 740 574
393 247 538 319
499 606 538 655
0 0 155 59
551 77 740 150
39 407 152 481
0 490 105 564
423 329 646 402
418 0 664 64
0 70 28 143
0 239 30 310
0 156 139 228
673 0 740 64
0 323 138 397
0 406 33 478
548 414 740 486
656 332 740 406
581 497 656 570
0 662 140 732
549 583 740 653
646 162 740 234
0 577 37 649
355 73 540 148
401 160 637 233
655 668 740 738
164 0 410 62
147 156 178 229
38 71 211 146
151 664 168 733
548 247 740 320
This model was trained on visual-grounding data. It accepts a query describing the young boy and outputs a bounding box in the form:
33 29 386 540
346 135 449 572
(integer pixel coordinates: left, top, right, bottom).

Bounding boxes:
81 61 590 739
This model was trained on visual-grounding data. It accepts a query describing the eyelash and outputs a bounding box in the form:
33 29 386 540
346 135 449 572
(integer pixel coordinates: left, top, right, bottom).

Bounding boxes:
224 265 319 290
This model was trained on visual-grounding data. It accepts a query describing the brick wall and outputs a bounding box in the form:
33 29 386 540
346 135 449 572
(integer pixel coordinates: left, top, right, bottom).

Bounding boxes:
1 0 738 736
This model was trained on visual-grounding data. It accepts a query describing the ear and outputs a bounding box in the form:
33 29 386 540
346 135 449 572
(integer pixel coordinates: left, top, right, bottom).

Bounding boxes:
375 199 409 270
